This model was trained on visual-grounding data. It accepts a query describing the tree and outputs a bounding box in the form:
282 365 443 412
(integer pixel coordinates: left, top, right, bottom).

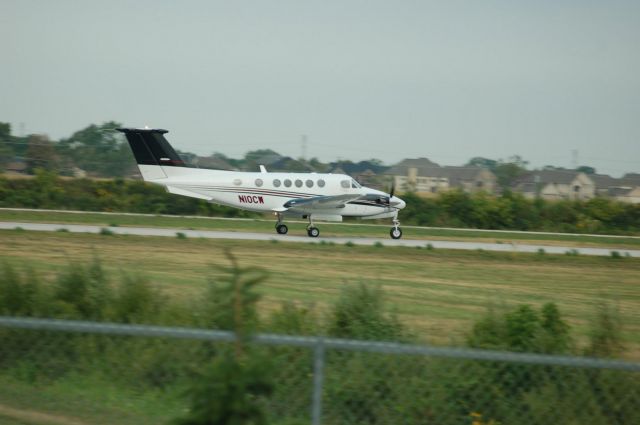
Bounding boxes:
576 165 596 174
328 283 407 341
57 121 134 177
174 252 274 425
466 157 497 169
25 135 58 173
494 155 528 189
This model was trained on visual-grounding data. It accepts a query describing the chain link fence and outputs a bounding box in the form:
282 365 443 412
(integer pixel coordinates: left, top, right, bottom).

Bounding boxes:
1 317 639 425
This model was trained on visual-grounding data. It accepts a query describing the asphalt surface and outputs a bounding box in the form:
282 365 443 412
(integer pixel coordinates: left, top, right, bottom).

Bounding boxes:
2 221 639 258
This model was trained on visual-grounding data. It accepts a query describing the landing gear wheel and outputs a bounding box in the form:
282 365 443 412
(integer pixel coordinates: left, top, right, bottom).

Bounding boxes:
307 227 320 238
390 227 402 240
276 224 288 235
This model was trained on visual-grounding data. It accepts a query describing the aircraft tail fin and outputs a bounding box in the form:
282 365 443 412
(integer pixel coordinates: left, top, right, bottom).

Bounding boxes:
117 128 187 167
117 128 188 180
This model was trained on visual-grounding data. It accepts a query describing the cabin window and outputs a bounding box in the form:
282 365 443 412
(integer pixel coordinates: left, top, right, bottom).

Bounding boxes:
317 179 326 188
233 179 242 186
306 179 314 188
255 178 263 187
284 179 292 187
341 180 350 189
295 179 303 188
273 179 281 187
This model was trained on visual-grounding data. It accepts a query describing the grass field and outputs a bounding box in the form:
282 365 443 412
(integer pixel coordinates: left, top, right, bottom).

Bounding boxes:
2 208 640 249
2 228 639 359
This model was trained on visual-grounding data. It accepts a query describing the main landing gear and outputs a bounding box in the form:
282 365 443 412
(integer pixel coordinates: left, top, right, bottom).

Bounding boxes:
306 215 320 238
274 213 320 238
390 215 402 240
275 213 288 235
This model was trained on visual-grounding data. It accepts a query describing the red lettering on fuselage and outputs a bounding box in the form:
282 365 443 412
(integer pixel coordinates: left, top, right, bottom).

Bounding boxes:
238 195 264 204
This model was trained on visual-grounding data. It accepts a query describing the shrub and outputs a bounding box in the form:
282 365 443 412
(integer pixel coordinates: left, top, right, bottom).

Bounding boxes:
99 227 114 236
328 283 407 342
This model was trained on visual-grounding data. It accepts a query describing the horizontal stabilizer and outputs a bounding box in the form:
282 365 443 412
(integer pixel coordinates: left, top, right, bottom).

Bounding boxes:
166 186 212 201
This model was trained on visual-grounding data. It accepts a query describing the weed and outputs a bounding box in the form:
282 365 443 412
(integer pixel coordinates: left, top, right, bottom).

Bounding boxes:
345 241 355 247
176 232 187 239
537 248 545 255
374 241 384 248
100 228 114 236
57 228 70 232
609 251 622 259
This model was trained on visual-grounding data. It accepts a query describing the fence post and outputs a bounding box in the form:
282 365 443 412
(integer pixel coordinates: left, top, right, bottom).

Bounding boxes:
311 337 325 425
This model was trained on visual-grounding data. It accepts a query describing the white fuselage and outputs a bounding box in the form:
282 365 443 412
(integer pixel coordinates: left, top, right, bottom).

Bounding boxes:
139 165 404 221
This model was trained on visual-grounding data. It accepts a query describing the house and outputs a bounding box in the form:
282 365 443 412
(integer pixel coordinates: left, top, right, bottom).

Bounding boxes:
608 187 640 204
195 156 235 171
5 160 27 174
512 170 595 200
385 158 497 195
587 173 640 203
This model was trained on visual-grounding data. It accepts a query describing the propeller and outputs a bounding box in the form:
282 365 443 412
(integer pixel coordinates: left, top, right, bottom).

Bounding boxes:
374 181 399 207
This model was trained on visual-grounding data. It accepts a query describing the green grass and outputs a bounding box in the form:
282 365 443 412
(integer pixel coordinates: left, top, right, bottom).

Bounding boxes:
1 208 640 249
2 229 639 358
0 372 185 425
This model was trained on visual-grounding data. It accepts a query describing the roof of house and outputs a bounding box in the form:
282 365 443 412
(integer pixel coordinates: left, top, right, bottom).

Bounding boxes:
196 156 235 170
621 173 640 185
385 158 440 175
514 170 582 186
608 187 634 197
441 166 490 182
590 173 621 189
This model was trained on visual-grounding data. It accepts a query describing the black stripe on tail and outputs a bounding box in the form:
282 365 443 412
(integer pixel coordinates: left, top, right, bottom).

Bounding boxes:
117 128 187 167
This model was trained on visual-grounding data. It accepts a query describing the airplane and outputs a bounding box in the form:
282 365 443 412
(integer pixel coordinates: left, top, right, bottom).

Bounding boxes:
117 128 406 239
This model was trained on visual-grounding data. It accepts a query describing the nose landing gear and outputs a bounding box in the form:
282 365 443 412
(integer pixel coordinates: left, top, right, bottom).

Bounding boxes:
390 215 402 239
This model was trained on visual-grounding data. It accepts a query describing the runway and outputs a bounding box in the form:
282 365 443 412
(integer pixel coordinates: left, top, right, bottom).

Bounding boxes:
2 221 639 258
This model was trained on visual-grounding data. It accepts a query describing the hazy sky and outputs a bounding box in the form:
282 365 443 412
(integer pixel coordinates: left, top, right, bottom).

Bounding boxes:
2 1 639 176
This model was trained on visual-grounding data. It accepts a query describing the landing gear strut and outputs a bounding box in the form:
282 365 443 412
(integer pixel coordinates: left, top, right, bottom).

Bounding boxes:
306 215 320 238
390 215 402 239
275 213 288 235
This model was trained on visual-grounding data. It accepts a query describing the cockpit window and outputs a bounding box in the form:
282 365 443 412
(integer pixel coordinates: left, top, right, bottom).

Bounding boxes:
351 179 362 189
341 180 350 189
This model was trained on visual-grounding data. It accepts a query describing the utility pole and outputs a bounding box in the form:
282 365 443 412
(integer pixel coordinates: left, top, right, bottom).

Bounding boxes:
571 149 578 170
301 134 308 161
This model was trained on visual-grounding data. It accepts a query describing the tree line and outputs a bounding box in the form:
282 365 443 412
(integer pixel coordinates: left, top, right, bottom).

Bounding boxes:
0 121 604 189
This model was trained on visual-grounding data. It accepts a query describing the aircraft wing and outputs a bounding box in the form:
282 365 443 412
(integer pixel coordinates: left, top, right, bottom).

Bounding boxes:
279 194 363 212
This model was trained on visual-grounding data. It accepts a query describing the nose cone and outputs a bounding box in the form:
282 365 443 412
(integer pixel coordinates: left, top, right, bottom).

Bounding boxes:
391 196 406 209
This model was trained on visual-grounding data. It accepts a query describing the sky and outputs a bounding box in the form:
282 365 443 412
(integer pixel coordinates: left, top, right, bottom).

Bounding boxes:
2 0 639 176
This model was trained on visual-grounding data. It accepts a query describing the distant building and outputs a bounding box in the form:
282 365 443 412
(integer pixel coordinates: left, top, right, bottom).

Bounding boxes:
512 170 595 200
5 160 27 174
385 158 497 195
195 156 236 171
589 172 640 204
